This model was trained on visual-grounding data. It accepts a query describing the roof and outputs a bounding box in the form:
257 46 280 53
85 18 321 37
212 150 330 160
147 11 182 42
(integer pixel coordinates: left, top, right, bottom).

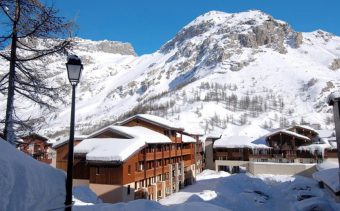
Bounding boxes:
289 125 318 134
21 133 49 141
88 125 172 144
327 91 340 106
182 134 197 143
118 114 184 131
74 138 145 162
213 135 270 149
52 135 88 149
266 129 311 141
316 130 335 138
74 126 171 162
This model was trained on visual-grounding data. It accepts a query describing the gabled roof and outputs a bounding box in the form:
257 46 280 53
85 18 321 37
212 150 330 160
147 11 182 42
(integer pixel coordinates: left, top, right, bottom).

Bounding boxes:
74 126 172 162
21 133 49 142
214 136 270 149
88 125 172 144
74 138 145 162
266 129 311 142
52 135 88 149
118 114 184 131
288 125 318 135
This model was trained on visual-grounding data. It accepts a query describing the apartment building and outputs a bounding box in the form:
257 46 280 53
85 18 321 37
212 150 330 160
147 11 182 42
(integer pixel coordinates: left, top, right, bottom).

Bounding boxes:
55 114 203 203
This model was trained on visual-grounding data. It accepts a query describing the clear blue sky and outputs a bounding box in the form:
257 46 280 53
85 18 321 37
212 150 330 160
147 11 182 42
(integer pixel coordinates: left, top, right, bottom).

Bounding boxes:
55 0 340 55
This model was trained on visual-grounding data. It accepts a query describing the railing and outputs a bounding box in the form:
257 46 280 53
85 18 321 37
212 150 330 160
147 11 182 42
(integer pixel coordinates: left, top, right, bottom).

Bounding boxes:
156 167 163 175
135 171 144 181
145 168 154 178
182 148 191 155
184 160 192 167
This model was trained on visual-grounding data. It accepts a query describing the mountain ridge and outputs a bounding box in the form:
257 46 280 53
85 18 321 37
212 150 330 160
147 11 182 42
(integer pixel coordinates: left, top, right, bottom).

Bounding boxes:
0 10 339 140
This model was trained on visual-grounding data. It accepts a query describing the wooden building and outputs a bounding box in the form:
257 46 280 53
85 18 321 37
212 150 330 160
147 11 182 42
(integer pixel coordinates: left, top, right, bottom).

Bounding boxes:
52 135 88 170
18 133 53 164
55 114 203 203
212 125 337 173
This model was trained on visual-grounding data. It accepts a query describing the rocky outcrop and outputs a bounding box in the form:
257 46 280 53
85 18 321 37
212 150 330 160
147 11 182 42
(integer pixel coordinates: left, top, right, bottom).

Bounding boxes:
329 58 340 70
74 38 137 56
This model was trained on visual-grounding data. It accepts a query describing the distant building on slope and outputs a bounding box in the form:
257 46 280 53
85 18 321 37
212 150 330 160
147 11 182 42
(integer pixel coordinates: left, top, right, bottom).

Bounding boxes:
209 125 337 175
54 114 203 203
17 133 53 164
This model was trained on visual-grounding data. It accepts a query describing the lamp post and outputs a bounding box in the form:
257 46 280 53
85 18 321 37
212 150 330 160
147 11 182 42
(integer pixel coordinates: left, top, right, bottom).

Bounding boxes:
327 92 340 183
65 55 83 211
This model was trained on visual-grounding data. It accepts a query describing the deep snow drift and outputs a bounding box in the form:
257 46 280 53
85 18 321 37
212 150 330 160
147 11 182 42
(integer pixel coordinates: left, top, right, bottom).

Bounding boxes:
0 139 66 211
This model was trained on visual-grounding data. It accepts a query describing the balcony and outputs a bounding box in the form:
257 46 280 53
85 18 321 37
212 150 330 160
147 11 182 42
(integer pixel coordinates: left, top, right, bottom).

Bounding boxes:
145 168 155 178
182 148 192 155
184 160 192 167
156 151 163 159
135 171 144 181
170 150 177 157
156 167 163 175
146 152 155 161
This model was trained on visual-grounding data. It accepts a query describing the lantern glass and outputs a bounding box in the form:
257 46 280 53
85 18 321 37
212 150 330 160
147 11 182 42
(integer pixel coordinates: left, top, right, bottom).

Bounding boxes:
67 64 82 84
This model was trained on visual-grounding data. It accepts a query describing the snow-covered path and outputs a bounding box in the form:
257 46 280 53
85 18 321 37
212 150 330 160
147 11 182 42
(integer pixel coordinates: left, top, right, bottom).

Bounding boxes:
159 170 340 211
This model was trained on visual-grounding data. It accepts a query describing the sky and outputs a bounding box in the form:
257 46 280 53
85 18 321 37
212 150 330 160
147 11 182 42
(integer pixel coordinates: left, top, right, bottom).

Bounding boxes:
55 0 340 55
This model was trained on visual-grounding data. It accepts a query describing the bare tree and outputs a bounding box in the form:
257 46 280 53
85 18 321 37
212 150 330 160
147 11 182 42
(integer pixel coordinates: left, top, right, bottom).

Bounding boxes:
0 0 73 144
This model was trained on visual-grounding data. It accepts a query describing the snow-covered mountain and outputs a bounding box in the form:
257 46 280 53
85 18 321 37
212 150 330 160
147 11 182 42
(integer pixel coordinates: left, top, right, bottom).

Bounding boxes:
1 10 340 139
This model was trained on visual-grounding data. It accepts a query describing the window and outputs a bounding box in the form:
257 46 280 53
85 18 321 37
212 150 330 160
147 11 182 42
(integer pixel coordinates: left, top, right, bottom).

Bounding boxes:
127 185 130 195
128 165 131 175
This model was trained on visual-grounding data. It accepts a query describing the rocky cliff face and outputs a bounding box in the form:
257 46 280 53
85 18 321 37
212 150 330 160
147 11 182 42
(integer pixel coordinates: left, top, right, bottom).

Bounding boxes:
73 38 137 56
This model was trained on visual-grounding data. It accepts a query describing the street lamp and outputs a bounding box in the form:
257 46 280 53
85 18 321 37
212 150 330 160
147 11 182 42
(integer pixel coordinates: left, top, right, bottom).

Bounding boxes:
65 55 83 211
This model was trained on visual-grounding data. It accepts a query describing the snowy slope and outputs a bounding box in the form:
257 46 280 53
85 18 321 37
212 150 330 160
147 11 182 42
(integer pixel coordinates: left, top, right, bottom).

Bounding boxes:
1 10 340 139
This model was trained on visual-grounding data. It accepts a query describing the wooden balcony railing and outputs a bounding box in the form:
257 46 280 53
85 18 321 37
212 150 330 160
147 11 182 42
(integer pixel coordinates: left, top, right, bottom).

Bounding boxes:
135 171 144 181
182 148 191 155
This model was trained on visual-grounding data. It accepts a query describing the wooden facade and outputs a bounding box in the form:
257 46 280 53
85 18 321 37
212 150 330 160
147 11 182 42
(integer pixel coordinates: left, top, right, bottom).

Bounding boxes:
55 115 203 203
54 138 84 171
18 133 52 164
213 126 335 172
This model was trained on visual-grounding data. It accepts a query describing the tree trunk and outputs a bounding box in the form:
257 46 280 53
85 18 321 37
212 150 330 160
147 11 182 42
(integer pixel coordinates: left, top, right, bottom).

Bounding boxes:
3 0 19 145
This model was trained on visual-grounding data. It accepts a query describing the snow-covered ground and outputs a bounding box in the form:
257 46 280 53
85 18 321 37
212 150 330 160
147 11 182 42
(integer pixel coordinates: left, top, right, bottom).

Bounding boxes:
1 138 339 211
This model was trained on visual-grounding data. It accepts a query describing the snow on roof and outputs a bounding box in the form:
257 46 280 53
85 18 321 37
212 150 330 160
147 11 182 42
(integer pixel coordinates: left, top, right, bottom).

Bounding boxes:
316 130 335 138
297 143 331 156
291 125 318 134
182 134 197 143
74 138 145 162
213 136 270 149
52 135 88 149
267 129 311 141
118 114 184 130
74 126 171 162
313 168 340 193
89 125 172 144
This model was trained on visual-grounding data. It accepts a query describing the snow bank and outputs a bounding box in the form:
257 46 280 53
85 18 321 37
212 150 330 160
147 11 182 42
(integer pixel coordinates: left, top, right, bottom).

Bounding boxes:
0 139 66 211
313 168 340 193
196 169 230 181
316 161 338 171
73 186 102 206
